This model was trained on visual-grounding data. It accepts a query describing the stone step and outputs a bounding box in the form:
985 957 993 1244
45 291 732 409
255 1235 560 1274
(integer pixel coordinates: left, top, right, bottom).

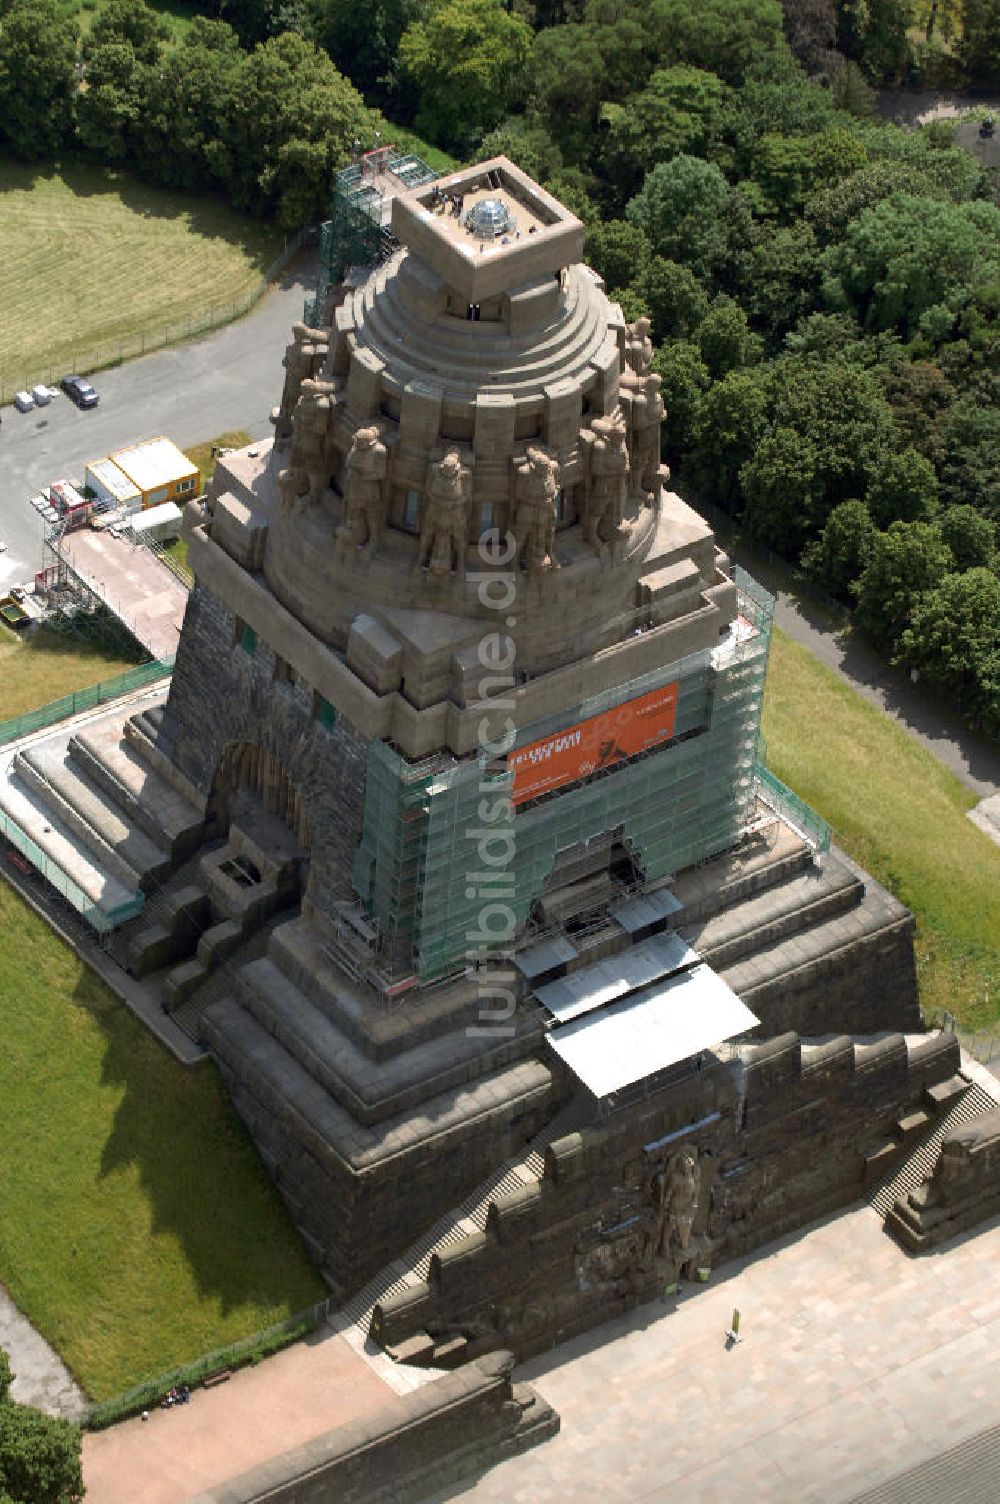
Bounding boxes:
17 741 171 888
672 837 814 927
0 770 138 915
163 957 209 1010
70 723 204 858
871 1079 997 1219
681 856 864 973
196 918 243 970
720 890 917 1032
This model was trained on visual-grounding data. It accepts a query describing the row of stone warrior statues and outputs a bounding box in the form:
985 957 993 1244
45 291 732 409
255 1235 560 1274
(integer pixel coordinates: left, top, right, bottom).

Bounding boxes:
272 316 664 576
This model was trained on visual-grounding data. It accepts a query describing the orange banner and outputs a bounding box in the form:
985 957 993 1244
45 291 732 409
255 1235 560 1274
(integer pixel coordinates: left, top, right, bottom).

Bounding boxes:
509 682 679 807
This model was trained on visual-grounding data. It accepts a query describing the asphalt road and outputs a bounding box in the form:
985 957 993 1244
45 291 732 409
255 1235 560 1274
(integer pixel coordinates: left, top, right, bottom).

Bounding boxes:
0 256 315 589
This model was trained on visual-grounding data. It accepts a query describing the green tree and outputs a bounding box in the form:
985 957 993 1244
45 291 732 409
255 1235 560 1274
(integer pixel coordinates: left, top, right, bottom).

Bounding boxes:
899 569 1000 733
480 117 564 183
937 505 997 571
400 0 532 147
599 65 728 201
0 1388 83 1504
865 446 939 526
307 0 422 103
742 425 821 546
531 23 604 131
78 41 150 162
131 20 245 192
650 339 711 462
584 219 650 292
697 298 760 378
961 0 1000 84
626 154 753 284
647 0 788 86
742 222 819 344
637 256 709 342
821 194 1000 336
938 397 1000 519
781 0 838 73
688 367 771 508
86 0 167 63
800 498 877 597
0 0 77 160
740 354 893 546
853 519 954 648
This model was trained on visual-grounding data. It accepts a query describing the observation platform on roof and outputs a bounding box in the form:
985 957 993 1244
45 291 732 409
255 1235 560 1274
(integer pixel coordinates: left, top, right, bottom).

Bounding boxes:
391 155 586 302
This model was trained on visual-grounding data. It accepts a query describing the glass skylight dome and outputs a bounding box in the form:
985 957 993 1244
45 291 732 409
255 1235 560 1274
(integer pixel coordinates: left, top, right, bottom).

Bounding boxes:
464 197 516 241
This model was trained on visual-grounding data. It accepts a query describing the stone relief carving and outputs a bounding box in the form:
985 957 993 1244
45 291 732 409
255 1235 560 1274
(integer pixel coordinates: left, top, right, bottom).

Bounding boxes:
625 372 665 501
622 316 653 382
583 414 630 554
338 425 388 557
653 1145 702 1263
288 378 338 507
419 449 471 575
275 322 329 446
512 445 561 573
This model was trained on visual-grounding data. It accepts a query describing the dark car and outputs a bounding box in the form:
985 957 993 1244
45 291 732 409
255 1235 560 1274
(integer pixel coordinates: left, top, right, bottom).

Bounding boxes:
60 374 99 408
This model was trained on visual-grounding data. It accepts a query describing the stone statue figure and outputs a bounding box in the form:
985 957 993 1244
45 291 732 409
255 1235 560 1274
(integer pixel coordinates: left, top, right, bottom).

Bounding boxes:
627 372 665 501
584 415 629 552
338 425 387 556
512 446 561 573
289 379 337 506
275 322 329 446
651 1145 702 1262
622 316 653 382
419 449 471 575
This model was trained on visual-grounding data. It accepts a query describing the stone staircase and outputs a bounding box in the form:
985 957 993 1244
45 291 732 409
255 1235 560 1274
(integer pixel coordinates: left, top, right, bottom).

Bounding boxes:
673 835 920 1037
869 1076 999 1219
328 1093 593 1387
0 696 206 929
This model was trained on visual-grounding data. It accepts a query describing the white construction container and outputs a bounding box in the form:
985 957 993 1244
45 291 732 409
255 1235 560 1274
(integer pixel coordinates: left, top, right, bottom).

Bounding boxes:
128 501 183 545
85 458 142 514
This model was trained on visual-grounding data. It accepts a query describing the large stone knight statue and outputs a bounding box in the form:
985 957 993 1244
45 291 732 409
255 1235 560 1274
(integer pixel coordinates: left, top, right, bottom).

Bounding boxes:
622 315 653 383
583 415 629 553
419 449 471 576
627 372 665 501
288 378 337 507
274 322 329 446
338 426 388 557
512 446 561 573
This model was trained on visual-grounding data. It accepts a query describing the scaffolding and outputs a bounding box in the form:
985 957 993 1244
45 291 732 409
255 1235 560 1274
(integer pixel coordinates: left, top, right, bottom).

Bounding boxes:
304 147 438 325
352 570 784 981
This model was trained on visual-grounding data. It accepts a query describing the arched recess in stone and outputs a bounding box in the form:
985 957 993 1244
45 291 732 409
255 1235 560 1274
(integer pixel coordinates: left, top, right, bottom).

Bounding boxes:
210 741 310 849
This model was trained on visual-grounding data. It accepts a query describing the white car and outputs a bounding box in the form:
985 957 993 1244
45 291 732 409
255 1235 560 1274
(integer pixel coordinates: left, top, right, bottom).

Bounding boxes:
31 384 52 406
13 390 34 412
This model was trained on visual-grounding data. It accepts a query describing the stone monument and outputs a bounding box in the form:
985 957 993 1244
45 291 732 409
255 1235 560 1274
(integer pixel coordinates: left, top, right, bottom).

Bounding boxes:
6 159 994 1358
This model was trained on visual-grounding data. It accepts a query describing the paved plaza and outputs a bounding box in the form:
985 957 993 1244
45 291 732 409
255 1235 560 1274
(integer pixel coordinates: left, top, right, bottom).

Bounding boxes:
432 1202 1000 1504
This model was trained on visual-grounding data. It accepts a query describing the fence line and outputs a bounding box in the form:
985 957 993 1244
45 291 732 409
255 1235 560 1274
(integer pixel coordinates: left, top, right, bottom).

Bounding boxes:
0 656 175 747
0 227 311 405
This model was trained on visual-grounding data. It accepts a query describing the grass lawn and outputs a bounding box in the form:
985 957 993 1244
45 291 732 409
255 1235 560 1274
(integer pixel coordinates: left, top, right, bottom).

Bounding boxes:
0 623 142 722
0 159 283 399
0 883 325 1399
762 627 1000 1031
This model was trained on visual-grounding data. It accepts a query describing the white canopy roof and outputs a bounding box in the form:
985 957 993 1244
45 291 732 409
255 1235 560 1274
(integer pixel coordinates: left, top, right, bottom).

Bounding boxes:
546 963 759 1098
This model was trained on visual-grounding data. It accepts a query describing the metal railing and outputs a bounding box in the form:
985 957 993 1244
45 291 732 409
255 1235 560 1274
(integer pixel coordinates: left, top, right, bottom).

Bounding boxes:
751 742 832 855
0 657 175 747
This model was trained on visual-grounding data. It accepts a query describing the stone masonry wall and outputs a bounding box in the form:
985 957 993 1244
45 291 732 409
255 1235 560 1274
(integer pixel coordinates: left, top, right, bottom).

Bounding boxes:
371 1030 961 1361
190 1351 558 1504
157 583 369 923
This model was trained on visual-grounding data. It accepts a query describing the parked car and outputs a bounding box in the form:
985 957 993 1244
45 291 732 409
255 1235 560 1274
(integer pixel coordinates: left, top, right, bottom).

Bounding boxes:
60 374 99 409
30 384 52 406
13 390 34 412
